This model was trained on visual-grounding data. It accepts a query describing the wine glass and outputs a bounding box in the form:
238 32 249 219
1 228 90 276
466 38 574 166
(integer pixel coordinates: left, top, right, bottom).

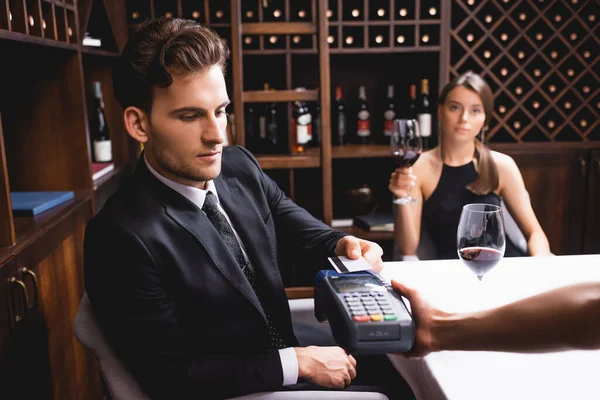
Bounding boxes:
391 119 422 205
457 204 506 281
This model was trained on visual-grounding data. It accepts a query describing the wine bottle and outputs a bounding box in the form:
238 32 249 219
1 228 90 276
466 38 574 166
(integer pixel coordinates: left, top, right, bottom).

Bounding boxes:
91 82 112 162
266 101 278 152
311 88 321 147
334 86 346 146
245 105 257 152
417 79 432 149
383 85 396 143
357 86 371 144
292 95 312 154
408 84 417 119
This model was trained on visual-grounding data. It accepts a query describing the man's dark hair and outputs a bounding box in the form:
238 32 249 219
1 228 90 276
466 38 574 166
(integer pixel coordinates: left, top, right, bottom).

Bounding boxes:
112 17 230 113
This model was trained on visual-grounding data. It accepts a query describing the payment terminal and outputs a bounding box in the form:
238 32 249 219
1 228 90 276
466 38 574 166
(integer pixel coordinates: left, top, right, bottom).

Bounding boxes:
314 270 414 355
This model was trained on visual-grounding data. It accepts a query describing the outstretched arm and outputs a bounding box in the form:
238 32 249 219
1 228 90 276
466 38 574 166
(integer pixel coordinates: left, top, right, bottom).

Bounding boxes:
392 280 600 357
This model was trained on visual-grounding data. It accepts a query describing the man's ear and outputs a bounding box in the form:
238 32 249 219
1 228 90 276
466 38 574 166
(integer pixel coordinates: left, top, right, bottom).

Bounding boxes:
123 106 150 144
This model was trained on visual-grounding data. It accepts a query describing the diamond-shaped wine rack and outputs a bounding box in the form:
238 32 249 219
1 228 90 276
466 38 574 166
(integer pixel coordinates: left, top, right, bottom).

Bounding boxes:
451 0 599 143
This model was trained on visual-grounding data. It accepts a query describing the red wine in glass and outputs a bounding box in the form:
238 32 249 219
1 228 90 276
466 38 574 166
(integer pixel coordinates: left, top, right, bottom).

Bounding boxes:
457 203 506 281
391 119 422 205
392 150 421 167
458 247 503 278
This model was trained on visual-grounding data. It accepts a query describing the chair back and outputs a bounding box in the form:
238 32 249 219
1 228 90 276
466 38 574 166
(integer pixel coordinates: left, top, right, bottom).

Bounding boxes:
74 294 389 399
73 293 150 400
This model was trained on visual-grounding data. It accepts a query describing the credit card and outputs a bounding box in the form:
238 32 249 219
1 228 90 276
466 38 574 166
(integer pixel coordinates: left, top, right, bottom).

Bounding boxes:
328 256 373 273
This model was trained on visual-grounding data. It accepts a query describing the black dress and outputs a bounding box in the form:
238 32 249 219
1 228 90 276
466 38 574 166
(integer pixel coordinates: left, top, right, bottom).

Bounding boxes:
422 161 525 259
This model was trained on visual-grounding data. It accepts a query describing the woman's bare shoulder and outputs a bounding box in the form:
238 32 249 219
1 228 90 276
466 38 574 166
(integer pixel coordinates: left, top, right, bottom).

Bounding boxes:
490 150 519 172
414 148 439 175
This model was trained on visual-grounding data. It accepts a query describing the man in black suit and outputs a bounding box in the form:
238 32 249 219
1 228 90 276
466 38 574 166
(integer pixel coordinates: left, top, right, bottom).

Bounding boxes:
84 18 405 399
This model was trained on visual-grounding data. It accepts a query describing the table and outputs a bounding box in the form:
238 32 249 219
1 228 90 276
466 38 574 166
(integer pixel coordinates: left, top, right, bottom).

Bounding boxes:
381 254 600 400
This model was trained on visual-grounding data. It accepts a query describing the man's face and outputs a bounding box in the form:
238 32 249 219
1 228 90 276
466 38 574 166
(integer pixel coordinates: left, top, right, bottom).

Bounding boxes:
145 65 230 189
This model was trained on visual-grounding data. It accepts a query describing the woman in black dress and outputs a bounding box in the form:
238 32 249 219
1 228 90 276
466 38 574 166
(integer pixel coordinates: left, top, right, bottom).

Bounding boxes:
389 71 550 259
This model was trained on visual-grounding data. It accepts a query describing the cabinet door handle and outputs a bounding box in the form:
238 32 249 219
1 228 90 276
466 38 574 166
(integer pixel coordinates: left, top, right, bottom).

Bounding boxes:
596 159 600 177
579 157 587 178
20 267 39 310
6 277 29 324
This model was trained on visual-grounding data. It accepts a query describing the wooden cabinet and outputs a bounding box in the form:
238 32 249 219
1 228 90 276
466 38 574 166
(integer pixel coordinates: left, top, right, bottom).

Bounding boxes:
584 150 600 254
0 0 132 397
496 144 600 256
0 200 102 400
15 201 101 400
0 257 46 400
505 146 588 255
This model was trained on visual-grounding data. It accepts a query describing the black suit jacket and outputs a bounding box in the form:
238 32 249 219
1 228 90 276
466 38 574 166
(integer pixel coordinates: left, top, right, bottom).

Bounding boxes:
84 146 346 399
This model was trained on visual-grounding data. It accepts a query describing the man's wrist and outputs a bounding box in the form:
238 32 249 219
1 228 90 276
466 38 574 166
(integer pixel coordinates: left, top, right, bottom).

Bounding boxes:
279 347 299 386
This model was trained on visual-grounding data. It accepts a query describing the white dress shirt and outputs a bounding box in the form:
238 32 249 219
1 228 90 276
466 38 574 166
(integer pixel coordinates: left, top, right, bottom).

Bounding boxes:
144 157 298 385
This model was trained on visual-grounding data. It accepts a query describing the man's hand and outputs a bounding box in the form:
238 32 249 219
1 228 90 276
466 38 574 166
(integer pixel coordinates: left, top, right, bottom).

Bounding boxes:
295 346 357 389
335 236 384 273
391 279 447 358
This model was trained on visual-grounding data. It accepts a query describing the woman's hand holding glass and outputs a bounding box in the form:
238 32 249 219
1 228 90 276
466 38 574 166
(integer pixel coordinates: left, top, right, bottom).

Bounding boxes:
388 167 417 200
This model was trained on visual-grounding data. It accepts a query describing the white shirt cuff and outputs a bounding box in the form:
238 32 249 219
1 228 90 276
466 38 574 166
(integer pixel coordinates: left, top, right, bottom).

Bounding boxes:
278 347 298 386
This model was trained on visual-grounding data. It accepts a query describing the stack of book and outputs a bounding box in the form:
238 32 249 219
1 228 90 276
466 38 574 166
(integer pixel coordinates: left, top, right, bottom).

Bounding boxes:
353 213 394 232
11 191 75 217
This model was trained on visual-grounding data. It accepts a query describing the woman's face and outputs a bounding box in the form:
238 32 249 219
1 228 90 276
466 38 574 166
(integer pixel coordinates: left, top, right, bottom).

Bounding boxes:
438 86 487 142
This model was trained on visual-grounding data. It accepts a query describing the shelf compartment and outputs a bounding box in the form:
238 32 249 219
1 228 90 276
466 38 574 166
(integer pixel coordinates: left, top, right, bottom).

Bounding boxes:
243 89 318 103
0 29 79 50
332 144 393 159
242 22 317 35
255 151 321 170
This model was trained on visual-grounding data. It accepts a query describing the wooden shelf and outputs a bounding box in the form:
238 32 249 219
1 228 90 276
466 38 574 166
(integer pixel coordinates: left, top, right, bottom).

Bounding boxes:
79 46 120 57
329 20 441 26
93 165 128 191
242 22 317 35
332 144 392 159
243 49 317 55
42 0 77 11
336 225 394 242
0 30 79 51
330 46 440 54
243 89 318 103
0 191 91 264
256 149 321 170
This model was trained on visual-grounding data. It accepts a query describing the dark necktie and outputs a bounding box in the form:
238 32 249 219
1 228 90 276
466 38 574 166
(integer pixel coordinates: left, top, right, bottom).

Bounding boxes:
202 191 286 349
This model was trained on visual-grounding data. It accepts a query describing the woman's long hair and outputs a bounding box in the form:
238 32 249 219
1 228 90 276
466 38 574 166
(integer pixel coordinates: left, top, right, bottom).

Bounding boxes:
438 71 498 195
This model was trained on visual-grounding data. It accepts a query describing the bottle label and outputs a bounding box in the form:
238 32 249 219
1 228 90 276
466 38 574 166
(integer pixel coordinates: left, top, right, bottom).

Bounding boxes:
357 119 370 137
94 140 112 162
383 109 396 136
338 114 346 136
296 125 308 144
418 113 432 137
358 110 370 120
259 116 266 139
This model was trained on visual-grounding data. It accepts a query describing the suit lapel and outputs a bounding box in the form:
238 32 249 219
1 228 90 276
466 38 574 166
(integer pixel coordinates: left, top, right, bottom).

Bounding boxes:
165 205 265 313
215 176 287 306
135 158 263 314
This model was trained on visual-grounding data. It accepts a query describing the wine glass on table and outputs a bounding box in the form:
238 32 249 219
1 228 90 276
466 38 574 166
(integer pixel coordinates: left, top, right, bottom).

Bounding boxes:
457 204 506 281
391 119 422 205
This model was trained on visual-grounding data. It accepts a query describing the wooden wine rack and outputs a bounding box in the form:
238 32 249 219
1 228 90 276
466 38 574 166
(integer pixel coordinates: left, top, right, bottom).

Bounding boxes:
450 0 599 143
0 0 79 49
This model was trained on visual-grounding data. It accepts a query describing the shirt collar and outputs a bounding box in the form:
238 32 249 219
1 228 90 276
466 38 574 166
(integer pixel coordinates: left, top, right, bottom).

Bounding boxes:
144 155 218 210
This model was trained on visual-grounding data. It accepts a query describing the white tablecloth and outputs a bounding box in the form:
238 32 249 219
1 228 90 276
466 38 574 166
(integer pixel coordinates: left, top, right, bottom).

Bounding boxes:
381 254 600 400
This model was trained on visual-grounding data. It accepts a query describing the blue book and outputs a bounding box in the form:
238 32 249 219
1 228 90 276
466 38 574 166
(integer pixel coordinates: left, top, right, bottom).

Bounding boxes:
10 191 75 217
